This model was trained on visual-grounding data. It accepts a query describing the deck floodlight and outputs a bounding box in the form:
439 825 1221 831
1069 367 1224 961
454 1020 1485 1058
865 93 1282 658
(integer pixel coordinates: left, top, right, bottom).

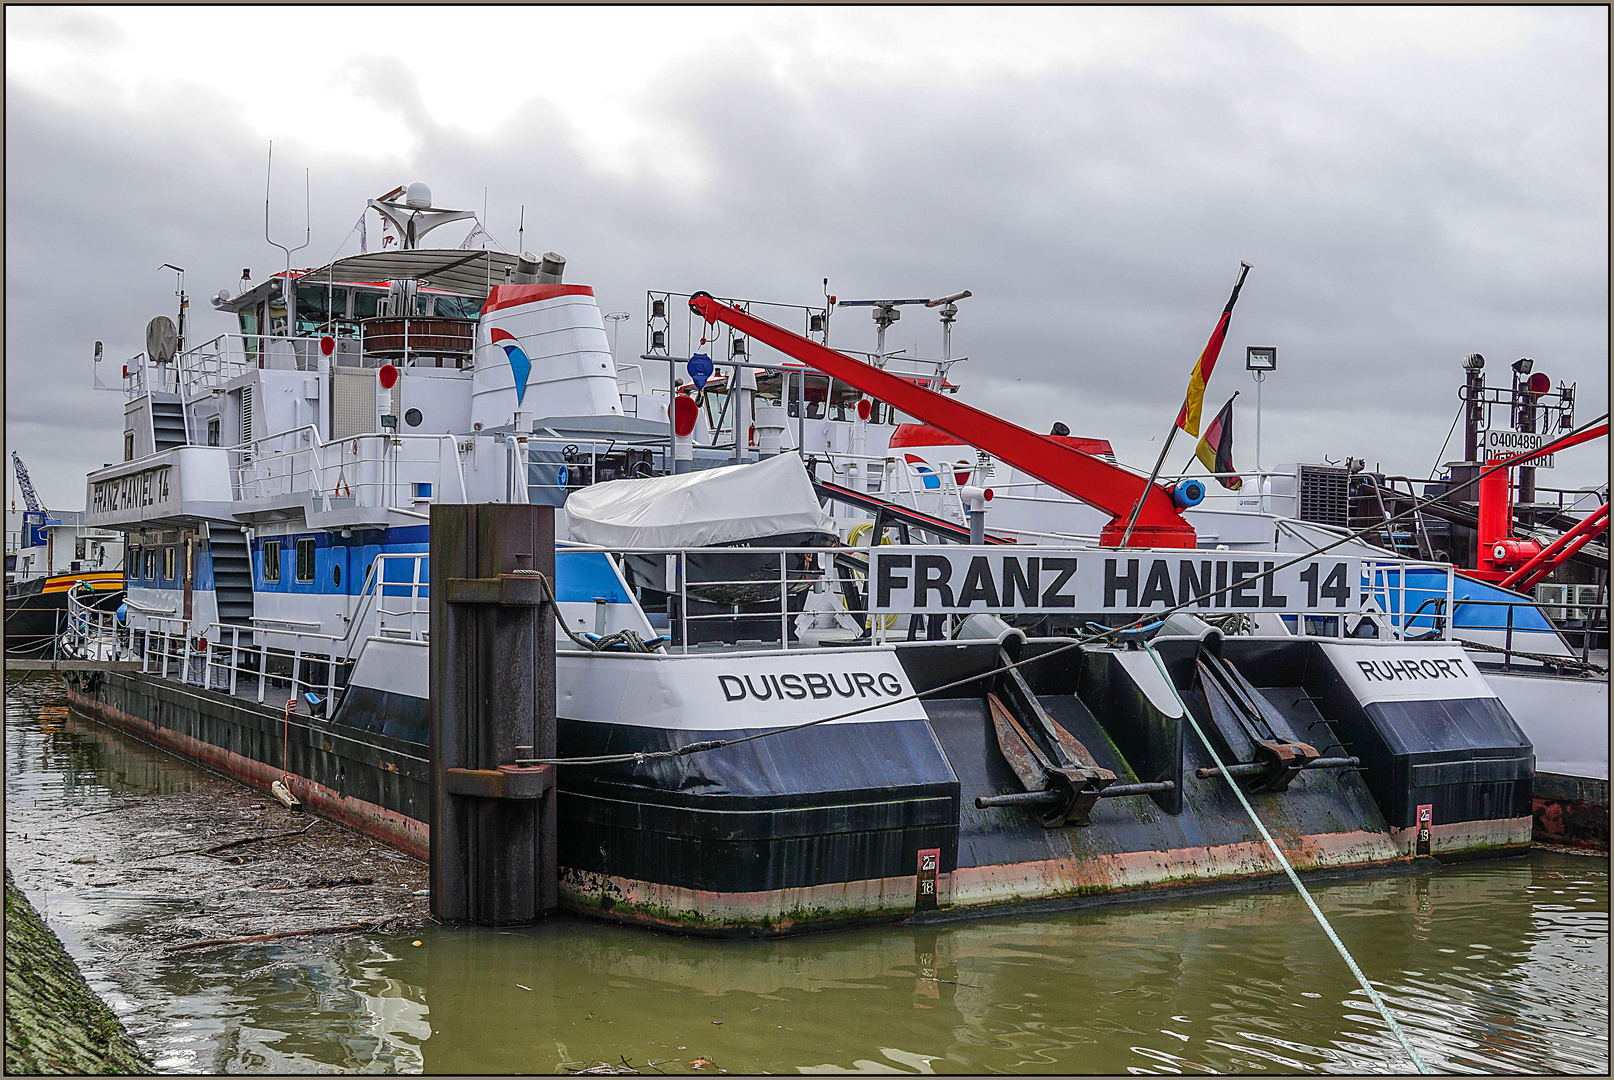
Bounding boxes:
1512 357 1533 375
1246 346 1277 372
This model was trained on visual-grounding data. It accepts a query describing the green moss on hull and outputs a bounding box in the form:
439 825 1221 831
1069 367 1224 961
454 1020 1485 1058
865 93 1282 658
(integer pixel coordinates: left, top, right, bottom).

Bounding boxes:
561 889 916 938
5 869 151 1075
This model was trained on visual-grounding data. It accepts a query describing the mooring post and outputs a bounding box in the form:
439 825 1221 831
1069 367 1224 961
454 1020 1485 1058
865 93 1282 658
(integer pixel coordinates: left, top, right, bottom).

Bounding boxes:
429 503 558 925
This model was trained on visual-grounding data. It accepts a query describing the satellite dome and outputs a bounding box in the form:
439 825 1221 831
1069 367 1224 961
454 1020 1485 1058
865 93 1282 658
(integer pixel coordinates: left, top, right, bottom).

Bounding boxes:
405 182 432 208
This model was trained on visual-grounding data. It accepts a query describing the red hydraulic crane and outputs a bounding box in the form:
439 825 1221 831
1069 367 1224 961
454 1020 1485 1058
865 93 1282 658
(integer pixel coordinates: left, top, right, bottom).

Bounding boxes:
688 293 1198 548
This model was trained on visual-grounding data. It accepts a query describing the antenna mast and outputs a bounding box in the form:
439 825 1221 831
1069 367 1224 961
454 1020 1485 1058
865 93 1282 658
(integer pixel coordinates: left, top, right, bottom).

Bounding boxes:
160 263 187 353
264 142 311 335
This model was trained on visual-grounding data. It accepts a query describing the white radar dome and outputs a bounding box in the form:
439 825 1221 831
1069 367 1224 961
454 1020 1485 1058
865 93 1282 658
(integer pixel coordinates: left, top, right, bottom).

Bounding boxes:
405 182 432 208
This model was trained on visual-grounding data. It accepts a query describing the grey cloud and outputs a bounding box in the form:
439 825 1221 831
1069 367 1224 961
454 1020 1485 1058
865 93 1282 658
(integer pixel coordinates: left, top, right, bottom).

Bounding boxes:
6 14 1606 508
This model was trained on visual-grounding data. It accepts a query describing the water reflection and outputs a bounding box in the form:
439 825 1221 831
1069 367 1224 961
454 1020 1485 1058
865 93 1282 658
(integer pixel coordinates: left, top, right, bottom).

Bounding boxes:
345 855 1603 1075
6 680 1608 1074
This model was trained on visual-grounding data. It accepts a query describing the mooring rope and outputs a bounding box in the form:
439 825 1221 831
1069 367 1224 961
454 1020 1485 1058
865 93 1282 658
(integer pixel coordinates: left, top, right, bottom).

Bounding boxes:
1142 643 1430 1074
1453 637 1607 675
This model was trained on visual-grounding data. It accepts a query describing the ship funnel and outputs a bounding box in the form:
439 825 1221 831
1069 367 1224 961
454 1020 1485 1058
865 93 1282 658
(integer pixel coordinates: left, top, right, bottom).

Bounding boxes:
514 253 542 285
405 182 433 208
538 252 566 284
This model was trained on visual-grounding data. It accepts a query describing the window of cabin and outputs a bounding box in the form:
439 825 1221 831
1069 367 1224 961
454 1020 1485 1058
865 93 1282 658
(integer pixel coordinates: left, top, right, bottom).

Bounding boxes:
295 284 344 335
701 385 733 435
128 546 141 579
263 539 281 584
244 304 263 364
296 538 316 583
207 417 220 446
163 547 176 581
802 375 829 420
352 289 382 321
124 430 135 461
754 372 783 406
143 549 155 580
829 380 864 422
434 294 482 319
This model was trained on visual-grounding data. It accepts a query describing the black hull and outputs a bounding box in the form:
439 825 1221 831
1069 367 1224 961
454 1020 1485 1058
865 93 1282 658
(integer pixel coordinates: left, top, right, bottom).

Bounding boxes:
60 631 1538 935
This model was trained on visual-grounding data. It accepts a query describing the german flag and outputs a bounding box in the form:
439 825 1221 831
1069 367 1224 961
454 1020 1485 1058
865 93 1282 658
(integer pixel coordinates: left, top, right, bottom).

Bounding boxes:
1194 393 1241 490
1174 263 1251 437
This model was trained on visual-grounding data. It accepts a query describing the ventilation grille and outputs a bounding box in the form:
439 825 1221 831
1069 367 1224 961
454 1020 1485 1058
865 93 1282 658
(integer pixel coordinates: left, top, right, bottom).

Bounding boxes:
332 370 387 440
1296 465 1350 527
239 386 253 445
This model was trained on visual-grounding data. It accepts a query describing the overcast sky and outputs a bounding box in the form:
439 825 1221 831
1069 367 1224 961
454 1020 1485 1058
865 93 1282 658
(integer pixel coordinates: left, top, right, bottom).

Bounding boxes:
5 5 1608 513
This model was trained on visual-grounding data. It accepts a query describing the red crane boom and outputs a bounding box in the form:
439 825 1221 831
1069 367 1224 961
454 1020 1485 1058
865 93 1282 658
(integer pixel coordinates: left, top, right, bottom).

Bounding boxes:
688 293 1196 548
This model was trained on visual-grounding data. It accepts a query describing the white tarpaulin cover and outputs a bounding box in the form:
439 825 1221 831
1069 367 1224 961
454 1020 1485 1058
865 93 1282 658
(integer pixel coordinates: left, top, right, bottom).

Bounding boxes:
565 453 835 548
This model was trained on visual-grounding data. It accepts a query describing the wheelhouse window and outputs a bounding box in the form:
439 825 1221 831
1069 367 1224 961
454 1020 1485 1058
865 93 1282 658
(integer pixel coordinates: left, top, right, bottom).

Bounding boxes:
295 284 347 335
296 538 316 583
262 540 281 584
352 289 382 320
433 293 482 319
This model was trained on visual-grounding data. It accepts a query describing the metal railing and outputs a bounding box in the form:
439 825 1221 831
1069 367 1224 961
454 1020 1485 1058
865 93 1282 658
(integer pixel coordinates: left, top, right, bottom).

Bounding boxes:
1453 597 1608 670
228 425 471 511
69 550 433 709
173 333 345 400
1359 559 1457 641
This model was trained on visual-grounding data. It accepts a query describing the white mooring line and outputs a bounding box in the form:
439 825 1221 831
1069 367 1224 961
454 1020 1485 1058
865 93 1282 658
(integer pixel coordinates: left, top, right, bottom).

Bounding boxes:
1144 644 1430 1075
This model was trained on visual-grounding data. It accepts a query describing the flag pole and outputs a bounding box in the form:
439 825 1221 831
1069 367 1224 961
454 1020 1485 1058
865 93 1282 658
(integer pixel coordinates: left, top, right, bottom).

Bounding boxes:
1118 426 1180 548
1117 262 1251 548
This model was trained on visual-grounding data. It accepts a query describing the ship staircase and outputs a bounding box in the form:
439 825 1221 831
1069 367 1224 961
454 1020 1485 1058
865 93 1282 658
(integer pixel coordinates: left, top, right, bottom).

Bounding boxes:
150 398 188 452
206 524 255 642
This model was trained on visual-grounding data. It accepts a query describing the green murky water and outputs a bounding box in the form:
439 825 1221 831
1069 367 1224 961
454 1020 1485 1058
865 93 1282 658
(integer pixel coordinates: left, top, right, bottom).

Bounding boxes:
6 678 1608 1074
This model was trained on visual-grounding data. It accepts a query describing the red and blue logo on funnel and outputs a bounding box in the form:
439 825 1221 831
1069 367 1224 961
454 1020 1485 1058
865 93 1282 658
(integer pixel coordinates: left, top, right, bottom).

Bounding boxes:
904 453 942 490
490 328 532 405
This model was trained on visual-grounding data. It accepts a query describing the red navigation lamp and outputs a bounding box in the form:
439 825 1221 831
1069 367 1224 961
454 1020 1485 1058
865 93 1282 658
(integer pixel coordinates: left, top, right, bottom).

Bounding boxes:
1526 372 1551 396
320 335 336 356
856 398 872 421
378 364 400 390
673 395 699 438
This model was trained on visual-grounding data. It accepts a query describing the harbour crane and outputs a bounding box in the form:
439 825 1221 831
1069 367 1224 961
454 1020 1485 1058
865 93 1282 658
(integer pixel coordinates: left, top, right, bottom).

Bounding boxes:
11 451 43 514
